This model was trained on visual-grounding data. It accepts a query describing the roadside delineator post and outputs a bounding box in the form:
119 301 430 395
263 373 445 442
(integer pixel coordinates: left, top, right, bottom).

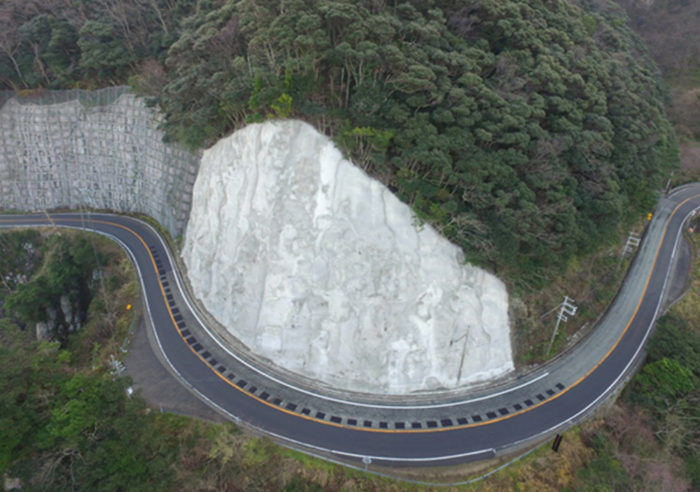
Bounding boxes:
552 433 563 452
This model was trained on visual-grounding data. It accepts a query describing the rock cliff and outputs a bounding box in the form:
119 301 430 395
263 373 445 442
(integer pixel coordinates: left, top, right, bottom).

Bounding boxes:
182 120 513 394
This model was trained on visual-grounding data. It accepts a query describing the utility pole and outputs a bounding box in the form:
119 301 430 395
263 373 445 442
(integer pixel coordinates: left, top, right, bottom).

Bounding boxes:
547 296 577 355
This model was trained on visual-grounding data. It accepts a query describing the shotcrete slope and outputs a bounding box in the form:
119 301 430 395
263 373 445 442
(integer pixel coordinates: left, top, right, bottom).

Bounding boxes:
182 120 513 394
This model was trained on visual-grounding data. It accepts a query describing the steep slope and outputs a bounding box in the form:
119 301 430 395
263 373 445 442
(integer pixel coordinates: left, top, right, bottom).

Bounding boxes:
182 120 512 394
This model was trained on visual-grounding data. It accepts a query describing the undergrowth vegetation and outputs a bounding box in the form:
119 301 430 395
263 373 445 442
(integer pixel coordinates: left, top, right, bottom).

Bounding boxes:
0 230 409 490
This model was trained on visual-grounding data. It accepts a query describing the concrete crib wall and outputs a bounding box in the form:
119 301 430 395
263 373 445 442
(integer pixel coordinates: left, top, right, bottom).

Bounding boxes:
0 88 200 239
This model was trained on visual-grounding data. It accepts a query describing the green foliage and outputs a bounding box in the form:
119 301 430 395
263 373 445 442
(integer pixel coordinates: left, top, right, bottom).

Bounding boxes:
270 92 293 119
1 1 202 89
634 357 695 406
686 453 700 491
16 14 79 87
0 230 41 292
625 312 700 485
78 20 134 80
241 437 275 467
2 233 97 343
582 14 598 36
630 314 700 413
0 284 180 489
150 0 677 285
574 433 630 492
645 313 700 374
0 0 679 285
575 454 630 491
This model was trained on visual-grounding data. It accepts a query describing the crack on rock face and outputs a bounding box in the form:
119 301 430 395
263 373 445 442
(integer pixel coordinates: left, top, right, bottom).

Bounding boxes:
182 120 513 394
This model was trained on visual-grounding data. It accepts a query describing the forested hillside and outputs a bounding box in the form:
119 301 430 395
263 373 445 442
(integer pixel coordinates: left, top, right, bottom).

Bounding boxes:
0 0 195 88
616 0 700 175
0 0 678 283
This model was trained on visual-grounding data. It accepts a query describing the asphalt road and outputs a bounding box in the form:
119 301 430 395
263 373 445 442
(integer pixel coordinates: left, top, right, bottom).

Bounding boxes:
2 184 699 466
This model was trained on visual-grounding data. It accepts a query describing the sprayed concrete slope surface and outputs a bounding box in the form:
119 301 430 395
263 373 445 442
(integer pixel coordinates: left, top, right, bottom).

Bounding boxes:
182 120 513 394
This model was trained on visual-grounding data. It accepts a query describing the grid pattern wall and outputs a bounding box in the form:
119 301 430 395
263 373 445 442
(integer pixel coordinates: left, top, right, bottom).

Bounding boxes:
0 89 200 238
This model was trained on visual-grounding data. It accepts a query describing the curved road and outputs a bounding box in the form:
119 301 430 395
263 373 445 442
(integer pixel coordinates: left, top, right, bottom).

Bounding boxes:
1 184 699 467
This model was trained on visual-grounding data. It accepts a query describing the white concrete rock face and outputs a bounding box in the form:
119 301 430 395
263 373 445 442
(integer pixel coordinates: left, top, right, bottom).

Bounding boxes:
182 120 513 394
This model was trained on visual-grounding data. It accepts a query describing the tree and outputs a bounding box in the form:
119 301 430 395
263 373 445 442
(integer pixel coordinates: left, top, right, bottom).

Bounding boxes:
78 19 134 81
0 9 26 87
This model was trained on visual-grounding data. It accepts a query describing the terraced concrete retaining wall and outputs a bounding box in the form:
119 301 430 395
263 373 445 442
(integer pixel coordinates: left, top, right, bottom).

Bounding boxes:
0 88 200 238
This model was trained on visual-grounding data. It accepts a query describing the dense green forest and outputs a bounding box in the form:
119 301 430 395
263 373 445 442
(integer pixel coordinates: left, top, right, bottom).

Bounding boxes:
0 231 239 491
0 0 678 284
0 322 183 490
